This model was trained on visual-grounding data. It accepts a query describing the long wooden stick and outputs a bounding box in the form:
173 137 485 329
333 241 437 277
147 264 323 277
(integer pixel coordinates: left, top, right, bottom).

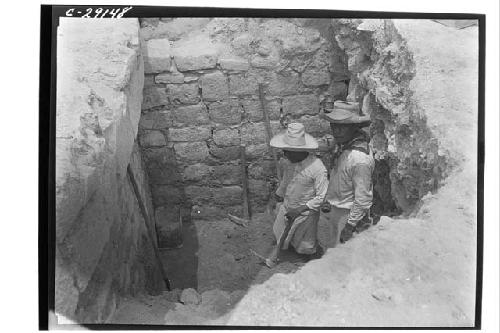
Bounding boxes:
127 164 171 291
258 83 281 181
240 144 250 220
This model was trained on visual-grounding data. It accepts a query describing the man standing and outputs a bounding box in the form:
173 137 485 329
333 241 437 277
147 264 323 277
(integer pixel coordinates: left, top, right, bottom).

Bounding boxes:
320 101 374 247
265 123 328 267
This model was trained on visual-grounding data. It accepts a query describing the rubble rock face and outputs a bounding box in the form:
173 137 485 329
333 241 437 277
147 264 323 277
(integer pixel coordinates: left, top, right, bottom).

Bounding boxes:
331 19 449 213
138 18 350 240
56 18 164 323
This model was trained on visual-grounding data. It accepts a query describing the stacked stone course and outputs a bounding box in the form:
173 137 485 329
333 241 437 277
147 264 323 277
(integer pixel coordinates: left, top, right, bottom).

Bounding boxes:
138 18 350 246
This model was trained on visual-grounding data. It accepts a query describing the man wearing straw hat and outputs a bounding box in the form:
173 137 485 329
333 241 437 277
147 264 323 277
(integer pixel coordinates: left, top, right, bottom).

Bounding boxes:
319 100 375 247
265 122 329 268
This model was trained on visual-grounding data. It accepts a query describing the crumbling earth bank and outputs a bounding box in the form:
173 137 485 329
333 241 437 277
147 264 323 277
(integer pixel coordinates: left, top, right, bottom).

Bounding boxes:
56 19 164 323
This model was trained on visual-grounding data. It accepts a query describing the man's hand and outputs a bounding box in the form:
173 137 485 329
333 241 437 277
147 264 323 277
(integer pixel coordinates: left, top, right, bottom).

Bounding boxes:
340 223 356 243
285 205 309 222
274 193 284 203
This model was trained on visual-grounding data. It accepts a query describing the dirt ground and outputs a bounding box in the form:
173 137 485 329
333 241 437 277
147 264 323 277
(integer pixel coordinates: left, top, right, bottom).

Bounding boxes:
109 20 478 326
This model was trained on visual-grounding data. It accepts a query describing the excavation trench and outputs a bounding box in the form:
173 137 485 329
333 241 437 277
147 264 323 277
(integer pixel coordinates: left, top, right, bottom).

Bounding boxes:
129 18 449 319
54 18 453 325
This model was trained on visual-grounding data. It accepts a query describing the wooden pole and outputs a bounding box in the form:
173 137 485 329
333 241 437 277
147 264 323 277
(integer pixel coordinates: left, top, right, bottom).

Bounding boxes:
258 83 281 181
240 144 250 220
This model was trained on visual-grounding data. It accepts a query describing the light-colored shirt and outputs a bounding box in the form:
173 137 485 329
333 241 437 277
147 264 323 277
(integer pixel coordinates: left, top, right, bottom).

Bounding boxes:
276 154 329 211
326 143 375 225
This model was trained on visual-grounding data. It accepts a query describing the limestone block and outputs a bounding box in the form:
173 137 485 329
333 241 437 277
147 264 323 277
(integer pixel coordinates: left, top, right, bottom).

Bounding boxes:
142 39 172 74
209 145 241 162
172 104 209 127
146 166 183 185
298 115 331 136
248 179 270 201
208 101 242 125
139 130 167 148
155 206 183 249
240 122 281 145
332 81 349 99
144 18 210 41
219 56 249 71
213 128 240 147
241 99 280 122
268 72 302 96
139 110 173 130
183 163 214 182
171 34 219 71
151 185 185 206
282 94 319 116
142 147 176 168
168 126 212 142
142 86 168 110
212 186 243 205
229 74 259 96
185 185 213 203
166 83 200 105
155 72 184 84
180 288 202 305
144 74 155 87
250 54 279 69
201 72 229 102
174 141 210 163
213 165 241 185
245 143 271 160
248 160 276 179
302 67 331 86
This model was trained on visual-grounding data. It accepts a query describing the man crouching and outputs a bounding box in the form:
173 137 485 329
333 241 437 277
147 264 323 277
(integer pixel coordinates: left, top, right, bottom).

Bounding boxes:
265 123 328 268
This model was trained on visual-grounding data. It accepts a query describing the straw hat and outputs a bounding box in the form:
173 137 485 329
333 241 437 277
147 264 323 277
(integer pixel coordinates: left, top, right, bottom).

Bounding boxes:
320 101 371 125
270 123 318 151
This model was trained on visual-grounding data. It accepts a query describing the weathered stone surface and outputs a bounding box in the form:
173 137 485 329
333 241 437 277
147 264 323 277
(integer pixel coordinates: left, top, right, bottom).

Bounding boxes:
298 115 331 136
245 143 271 160
219 56 249 71
248 160 276 179
208 101 242 125
142 38 172 73
241 99 280 122
174 142 210 163
146 166 182 185
302 67 331 86
185 185 212 203
268 71 302 96
143 18 210 41
213 128 240 147
151 185 185 206
213 186 243 205
332 81 349 99
229 74 259 96
172 34 219 71
209 145 241 161
282 95 319 116
166 83 200 105
183 163 214 182
250 54 280 69
155 206 183 249
172 104 209 127
201 72 229 101
248 179 270 201
213 164 241 185
139 130 167 147
142 147 176 167
57 18 164 321
155 72 184 84
168 126 212 142
179 288 202 305
142 86 168 110
240 121 281 145
139 110 173 130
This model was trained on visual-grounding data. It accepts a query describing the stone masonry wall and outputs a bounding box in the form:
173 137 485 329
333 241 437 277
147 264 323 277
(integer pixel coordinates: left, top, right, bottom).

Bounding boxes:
138 18 351 244
56 18 164 323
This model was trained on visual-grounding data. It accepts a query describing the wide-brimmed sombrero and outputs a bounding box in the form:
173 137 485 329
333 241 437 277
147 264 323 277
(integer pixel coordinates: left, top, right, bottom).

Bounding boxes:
270 122 318 151
320 101 371 125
